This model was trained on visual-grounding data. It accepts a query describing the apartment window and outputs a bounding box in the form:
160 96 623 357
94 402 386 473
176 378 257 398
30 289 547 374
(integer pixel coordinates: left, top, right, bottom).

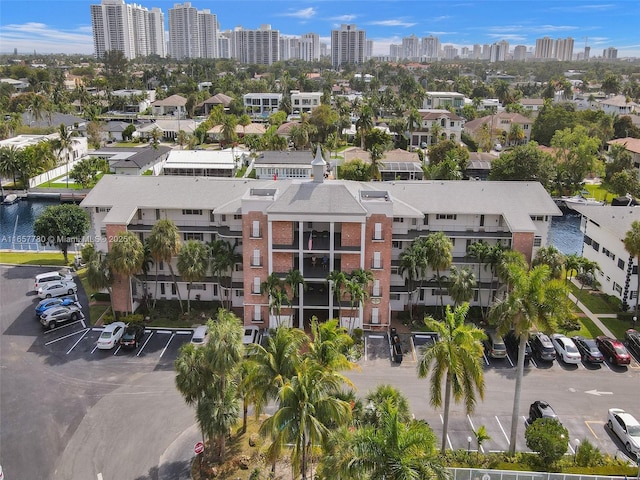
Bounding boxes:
137 209 143 220
533 236 542 247
373 252 382 269
530 215 545 222
183 232 204 241
160 283 165 295
436 214 457 220
187 284 206 291
235 263 243 272
212 284 218 297
171 283 177 295
96 207 111 213
592 241 600 252
236 289 244 297
390 266 399 275
137 232 144 243
371 307 379 324
613 282 623 295
390 294 400 301
618 259 625 270
372 279 381 297
523 124 529 130
182 209 203 215
251 220 261 238
252 249 261 267
393 217 404 223
374 222 382 240
584 235 592 246
392 241 402 249
159 261 164 271
253 305 262 322
253 277 261 294
234 214 242 220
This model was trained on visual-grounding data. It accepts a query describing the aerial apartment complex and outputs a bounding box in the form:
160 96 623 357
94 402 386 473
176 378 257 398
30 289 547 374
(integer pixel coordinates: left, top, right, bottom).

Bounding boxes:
331 24 367 68
534 37 575 61
81 152 560 331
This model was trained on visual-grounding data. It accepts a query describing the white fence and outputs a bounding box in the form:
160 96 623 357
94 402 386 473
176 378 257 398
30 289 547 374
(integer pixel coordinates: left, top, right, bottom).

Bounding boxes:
29 158 84 188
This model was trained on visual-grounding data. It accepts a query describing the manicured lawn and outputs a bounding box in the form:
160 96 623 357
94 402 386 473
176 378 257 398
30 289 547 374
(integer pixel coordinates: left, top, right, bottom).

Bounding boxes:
0 251 74 266
560 315 603 338
141 299 224 328
599 316 635 340
568 282 618 314
582 183 614 203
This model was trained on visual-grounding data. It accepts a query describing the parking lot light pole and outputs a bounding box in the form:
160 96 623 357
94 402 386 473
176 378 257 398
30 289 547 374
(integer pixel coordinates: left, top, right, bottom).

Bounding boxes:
467 436 472 452
574 439 580 463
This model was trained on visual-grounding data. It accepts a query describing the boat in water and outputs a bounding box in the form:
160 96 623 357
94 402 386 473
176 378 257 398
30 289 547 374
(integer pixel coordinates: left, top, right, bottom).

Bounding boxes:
2 193 19 205
560 195 604 208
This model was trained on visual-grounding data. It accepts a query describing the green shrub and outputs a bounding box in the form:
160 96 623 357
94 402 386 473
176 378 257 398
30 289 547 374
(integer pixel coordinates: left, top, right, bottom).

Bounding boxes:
525 418 569 467
574 439 605 467
121 313 144 324
94 292 111 302
351 328 363 344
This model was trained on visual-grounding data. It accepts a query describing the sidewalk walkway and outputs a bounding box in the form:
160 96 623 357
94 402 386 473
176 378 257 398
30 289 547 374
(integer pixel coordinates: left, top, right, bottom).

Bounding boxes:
567 278 616 338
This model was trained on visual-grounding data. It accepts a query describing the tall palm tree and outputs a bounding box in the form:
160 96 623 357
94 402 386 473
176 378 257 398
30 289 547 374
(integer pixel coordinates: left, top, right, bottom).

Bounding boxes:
362 384 413 427
208 239 240 310
260 358 352 480
564 253 582 285
0 145 22 186
448 266 477 307
399 241 427 320
177 240 209 313
323 399 448 480
407 108 422 151
576 257 601 300
148 219 183 313
175 342 209 449
417 303 486 453
490 260 572 455
54 124 80 189
424 232 453 314
284 268 306 306
467 241 491 319
532 245 565 280
624 220 640 314
109 231 144 315
306 318 355 371
86 250 115 317
261 272 288 326
356 104 374 149
326 270 347 319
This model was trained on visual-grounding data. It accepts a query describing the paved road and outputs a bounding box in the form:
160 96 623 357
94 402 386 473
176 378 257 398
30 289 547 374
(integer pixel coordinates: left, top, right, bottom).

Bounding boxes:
2 264 640 479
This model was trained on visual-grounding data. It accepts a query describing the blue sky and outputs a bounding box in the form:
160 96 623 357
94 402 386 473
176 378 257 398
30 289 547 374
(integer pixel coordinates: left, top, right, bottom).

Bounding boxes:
1 0 639 58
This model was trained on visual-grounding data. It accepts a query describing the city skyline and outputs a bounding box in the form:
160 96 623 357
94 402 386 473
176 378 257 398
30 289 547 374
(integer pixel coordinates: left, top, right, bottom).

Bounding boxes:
1 0 639 58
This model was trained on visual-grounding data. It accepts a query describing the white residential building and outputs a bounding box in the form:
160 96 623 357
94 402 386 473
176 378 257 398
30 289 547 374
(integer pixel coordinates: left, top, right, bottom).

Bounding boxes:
411 110 464 147
331 24 366 68
421 35 440 60
243 93 283 119
290 91 322 114
299 33 320 62
230 25 280 65
168 3 218 60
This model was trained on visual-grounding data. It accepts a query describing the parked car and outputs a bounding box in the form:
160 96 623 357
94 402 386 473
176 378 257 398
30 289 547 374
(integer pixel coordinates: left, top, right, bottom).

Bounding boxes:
607 408 640 456
625 329 640 358
530 333 556 361
35 296 76 317
484 330 507 359
527 400 559 426
550 333 582 364
242 326 260 345
40 304 82 330
34 270 73 291
571 336 604 363
191 325 209 347
119 324 145 349
97 322 126 350
37 281 77 299
503 330 532 364
596 336 631 365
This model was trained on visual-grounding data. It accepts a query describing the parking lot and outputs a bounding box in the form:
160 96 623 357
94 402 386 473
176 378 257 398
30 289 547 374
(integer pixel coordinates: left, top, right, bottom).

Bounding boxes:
362 330 640 461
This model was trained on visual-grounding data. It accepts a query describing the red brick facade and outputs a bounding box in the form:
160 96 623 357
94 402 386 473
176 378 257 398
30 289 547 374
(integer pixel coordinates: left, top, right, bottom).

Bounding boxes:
106 224 131 313
512 232 535 264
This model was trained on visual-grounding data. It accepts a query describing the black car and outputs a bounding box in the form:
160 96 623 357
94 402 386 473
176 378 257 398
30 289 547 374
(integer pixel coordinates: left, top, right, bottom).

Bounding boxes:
571 336 604 363
530 333 556 361
119 324 145 349
504 330 532 364
625 329 640 358
527 400 559 426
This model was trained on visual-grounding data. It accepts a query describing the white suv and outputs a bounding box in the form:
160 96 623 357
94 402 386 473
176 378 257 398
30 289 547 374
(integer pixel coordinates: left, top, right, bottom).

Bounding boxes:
34 271 73 291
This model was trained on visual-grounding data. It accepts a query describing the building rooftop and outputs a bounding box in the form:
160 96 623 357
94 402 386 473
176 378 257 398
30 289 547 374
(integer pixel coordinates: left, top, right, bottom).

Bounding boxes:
570 205 640 240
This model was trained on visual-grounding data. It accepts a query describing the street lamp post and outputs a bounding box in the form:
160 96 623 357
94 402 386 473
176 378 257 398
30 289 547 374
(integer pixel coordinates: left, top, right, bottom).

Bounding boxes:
574 439 580 463
467 436 472 452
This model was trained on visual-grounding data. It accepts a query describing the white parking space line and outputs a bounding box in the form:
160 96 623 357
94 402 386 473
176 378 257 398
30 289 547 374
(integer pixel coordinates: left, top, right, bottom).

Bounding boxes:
113 345 121 355
483 353 489 366
529 356 538 367
136 330 154 357
44 326 87 345
506 353 515 368
43 320 84 335
91 342 100 354
159 332 176 358
495 416 510 443
467 415 484 453
439 414 453 450
66 329 91 354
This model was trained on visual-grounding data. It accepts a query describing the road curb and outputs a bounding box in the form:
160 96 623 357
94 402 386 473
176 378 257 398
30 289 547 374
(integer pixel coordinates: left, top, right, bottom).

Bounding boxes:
158 422 200 480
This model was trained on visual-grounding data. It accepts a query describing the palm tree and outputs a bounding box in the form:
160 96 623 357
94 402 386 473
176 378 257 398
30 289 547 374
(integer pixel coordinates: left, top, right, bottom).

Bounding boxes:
323 399 448 480
177 240 209 313
624 220 640 314
424 232 453 314
417 303 486 453
448 266 477 307
467 241 491 319
362 384 413 427
208 239 240 310
109 231 144 315
148 219 184 313
368 143 385 181
532 245 565 280
356 104 374 149
490 260 572 455
86 250 115 317
150 127 162 149
54 124 80 189
284 268 306 306
576 257 601 300
0 145 22 186
508 123 525 146
175 342 209 450
564 253 581 284
407 108 422 151
260 358 352 480
326 270 347 319
399 241 427 320
261 272 288 326
306 318 355 371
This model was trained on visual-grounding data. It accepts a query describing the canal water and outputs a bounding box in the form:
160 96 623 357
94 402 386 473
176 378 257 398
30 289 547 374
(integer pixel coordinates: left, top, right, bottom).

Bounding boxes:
1 199 585 255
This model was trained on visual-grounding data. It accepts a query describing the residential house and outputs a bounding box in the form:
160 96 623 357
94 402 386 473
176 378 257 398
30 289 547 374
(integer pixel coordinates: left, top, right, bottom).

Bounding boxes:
423 91 465 113
111 89 155 113
598 95 639 116
137 119 197 142
465 152 499 180
411 109 464 148
518 98 544 113
607 137 640 175
199 93 234 115
464 112 532 147
80 153 559 329
253 151 316 180
570 204 640 310
92 145 171 175
151 94 187 117
343 147 424 181
290 91 322 115
243 93 283 120
161 148 244 177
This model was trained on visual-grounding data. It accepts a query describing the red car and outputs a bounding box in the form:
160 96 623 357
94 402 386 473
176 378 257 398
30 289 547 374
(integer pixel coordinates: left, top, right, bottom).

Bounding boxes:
596 336 631 365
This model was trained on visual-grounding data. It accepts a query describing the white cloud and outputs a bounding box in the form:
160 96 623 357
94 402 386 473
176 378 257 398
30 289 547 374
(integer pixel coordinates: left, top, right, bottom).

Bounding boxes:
432 16 452 22
281 7 316 19
368 19 417 28
0 22 93 54
330 14 357 22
